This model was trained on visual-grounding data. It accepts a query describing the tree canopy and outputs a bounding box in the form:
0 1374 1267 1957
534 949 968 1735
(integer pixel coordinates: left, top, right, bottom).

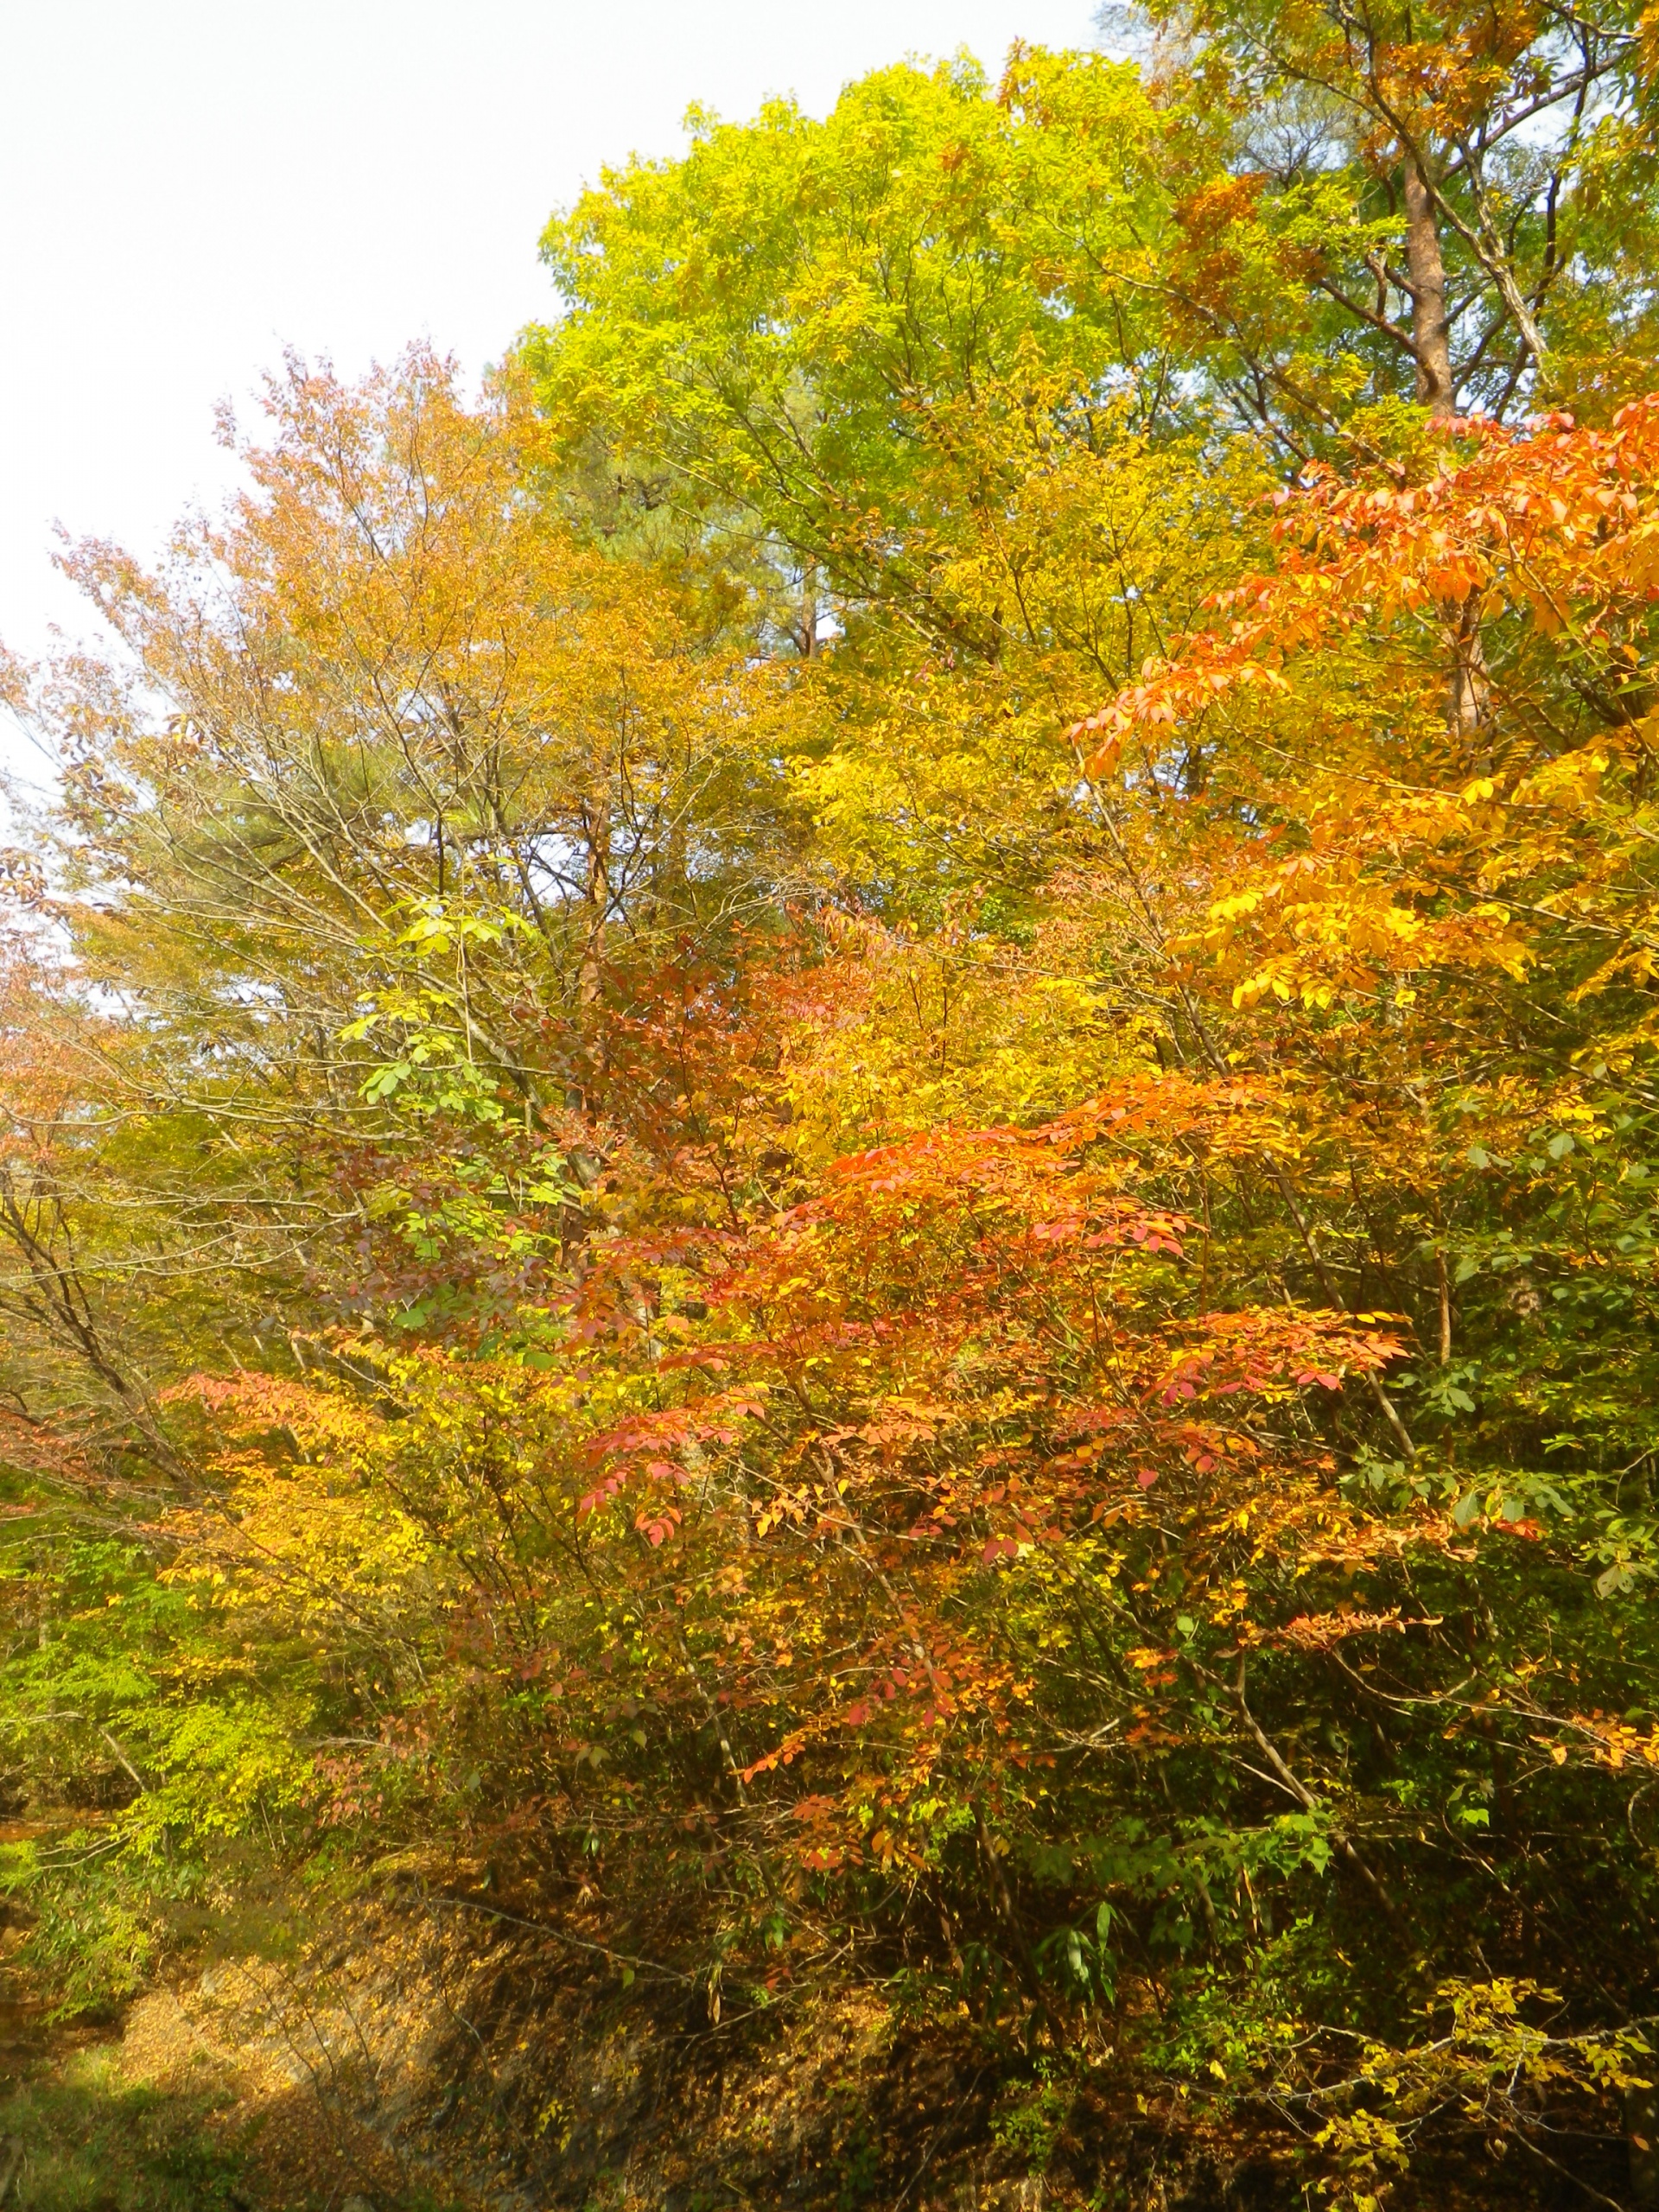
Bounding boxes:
4 24 1659 2209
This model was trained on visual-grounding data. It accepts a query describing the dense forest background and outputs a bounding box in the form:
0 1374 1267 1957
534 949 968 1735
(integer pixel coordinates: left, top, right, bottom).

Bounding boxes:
5 3 1659 2203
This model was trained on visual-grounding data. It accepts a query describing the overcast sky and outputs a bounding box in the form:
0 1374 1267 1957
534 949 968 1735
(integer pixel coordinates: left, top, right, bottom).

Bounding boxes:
0 0 1096 791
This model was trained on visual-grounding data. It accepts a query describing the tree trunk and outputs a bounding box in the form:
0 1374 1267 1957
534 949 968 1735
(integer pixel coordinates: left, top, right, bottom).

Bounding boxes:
1402 161 1491 750
577 798 610 1017
1450 585 1490 760
1402 161 1453 416
800 556 818 660
567 797 611 1117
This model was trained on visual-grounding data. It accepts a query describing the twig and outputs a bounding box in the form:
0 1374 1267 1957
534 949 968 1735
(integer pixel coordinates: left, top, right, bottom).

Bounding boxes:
425 1889 692 1985
1232 1657 1410 1936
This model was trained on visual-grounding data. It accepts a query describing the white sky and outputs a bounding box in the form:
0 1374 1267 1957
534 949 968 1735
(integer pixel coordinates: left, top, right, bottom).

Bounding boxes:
0 0 1097 794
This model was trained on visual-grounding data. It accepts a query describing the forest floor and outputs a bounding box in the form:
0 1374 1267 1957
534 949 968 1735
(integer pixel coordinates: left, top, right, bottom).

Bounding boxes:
0 1897 1613 2212
0 1961 473 2212
0 1897 1119 2212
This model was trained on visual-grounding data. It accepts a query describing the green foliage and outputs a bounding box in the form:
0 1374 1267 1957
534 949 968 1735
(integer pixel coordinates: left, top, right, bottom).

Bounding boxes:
532 48 1173 605
0 2060 245 2211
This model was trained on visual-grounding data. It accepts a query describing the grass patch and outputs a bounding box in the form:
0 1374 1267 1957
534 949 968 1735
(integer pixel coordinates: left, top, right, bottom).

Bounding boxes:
0 2052 244 2209
0 2050 466 2211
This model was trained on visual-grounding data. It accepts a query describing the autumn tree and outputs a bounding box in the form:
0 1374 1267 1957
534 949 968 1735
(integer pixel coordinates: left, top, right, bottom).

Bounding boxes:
1128 0 1659 438
3 46 1659 2211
